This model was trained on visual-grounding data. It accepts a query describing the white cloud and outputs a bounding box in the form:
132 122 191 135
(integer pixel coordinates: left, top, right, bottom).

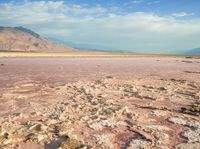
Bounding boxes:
147 1 160 5
132 0 144 4
0 1 200 53
172 12 193 17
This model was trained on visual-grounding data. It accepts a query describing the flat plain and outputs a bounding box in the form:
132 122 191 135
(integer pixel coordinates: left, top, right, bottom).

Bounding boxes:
0 56 200 149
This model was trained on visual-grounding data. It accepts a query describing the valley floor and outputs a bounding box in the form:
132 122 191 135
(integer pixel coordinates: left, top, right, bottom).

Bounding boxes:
0 57 199 149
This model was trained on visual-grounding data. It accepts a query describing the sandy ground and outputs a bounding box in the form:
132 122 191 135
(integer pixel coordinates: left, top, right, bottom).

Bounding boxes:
0 52 195 58
0 57 200 149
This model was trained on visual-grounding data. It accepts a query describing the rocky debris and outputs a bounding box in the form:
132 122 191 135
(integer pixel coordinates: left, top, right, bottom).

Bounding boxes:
168 117 187 126
168 117 200 148
184 71 200 74
60 138 85 149
182 60 193 64
175 143 200 149
136 124 170 147
0 78 200 148
181 128 200 142
168 117 200 129
94 134 114 149
150 110 168 116
181 102 200 116
127 138 151 149
29 123 44 131
88 119 117 130
158 87 167 91
105 76 115 79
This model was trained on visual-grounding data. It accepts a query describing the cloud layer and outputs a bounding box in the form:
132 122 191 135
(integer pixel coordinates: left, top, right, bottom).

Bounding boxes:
0 1 200 53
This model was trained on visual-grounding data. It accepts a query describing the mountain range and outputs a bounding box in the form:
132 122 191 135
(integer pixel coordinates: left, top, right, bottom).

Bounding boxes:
0 26 200 55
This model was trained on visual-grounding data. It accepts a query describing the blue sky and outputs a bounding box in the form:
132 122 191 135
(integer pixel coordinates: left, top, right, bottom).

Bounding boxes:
0 0 200 53
63 0 200 16
3 0 200 16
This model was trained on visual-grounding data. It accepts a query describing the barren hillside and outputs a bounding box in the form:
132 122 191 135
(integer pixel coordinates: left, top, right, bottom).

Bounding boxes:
0 26 75 52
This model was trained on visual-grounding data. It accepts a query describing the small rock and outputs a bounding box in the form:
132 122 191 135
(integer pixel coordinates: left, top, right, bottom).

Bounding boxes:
106 76 114 79
13 112 22 117
175 143 200 149
168 117 187 125
60 138 83 149
89 119 116 130
29 124 43 131
37 134 45 142
127 138 151 149
150 110 167 116
94 134 114 149
181 128 200 142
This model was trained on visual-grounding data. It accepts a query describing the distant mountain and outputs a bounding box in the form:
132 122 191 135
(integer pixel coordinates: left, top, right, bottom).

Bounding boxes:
0 26 76 52
170 48 200 55
183 48 200 55
47 37 126 53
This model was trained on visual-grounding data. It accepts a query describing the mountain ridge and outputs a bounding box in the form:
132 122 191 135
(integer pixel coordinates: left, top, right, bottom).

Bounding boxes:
0 26 76 52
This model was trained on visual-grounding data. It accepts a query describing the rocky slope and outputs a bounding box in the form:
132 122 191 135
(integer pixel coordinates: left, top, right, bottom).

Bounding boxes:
0 26 75 52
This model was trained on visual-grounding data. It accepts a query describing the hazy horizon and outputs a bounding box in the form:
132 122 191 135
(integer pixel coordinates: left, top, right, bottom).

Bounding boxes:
1 0 200 54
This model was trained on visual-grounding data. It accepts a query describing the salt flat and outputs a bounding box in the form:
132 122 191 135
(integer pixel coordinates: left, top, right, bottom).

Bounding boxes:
0 57 199 149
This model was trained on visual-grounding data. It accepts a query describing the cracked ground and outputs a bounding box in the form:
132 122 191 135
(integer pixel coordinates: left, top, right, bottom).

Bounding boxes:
0 57 199 149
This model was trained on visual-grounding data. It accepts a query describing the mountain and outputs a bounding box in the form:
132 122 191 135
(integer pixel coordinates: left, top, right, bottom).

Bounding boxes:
47 37 125 53
183 48 200 55
0 26 75 52
169 48 200 55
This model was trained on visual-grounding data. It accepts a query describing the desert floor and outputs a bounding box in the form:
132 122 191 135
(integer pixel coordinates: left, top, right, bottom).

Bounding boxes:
0 57 200 149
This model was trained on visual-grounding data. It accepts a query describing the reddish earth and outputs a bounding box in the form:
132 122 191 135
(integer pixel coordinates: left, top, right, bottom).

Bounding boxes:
0 58 200 88
0 57 199 149
0 27 75 52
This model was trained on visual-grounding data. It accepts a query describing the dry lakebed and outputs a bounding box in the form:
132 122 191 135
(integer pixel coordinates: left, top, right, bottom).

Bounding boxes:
0 57 199 149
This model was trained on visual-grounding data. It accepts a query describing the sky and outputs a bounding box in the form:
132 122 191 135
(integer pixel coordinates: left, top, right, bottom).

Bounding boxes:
0 0 200 53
